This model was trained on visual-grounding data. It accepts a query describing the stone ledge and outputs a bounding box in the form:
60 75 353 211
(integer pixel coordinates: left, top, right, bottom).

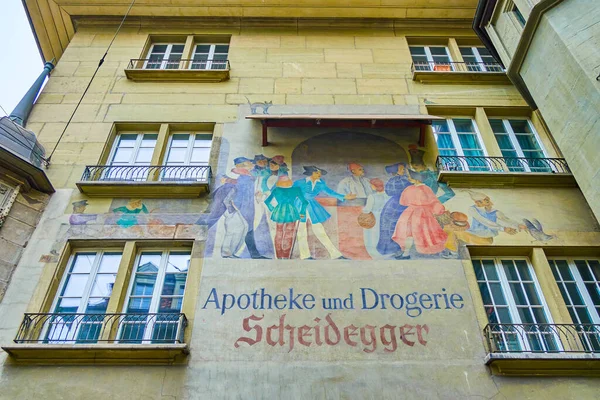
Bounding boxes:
485 352 600 376
412 71 511 84
76 181 210 198
2 343 189 365
124 68 230 83
438 171 577 188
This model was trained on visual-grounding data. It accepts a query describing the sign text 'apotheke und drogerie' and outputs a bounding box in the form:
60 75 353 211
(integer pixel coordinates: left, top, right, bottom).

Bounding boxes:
201 287 465 353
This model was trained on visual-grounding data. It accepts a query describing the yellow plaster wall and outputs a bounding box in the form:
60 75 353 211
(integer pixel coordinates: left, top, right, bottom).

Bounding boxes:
29 21 528 191
2 13 600 400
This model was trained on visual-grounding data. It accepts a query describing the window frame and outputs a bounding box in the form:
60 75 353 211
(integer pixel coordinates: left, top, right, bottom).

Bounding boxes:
163 132 212 167
459 46 503 72
190 43 229 71
144 43 186 70
105 132 158 181
433 117 489 171
120 249 191 343
106 132 157 167
161 132 212 182
410 45 454 71
511 4 527 27
490 118 551 172
474 256 561 352
548 258 600 325
45 249 123 343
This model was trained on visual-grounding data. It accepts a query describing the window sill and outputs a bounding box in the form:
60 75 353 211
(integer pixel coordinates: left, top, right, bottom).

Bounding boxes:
76 180 210 198
412 70 510 84
124 68 230 82
485 353 600 376
437 170 577 188
2 343 189 365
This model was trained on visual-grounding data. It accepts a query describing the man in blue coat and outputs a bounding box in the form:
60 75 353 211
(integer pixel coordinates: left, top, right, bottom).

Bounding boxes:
293 166 356 260
197 157 266 259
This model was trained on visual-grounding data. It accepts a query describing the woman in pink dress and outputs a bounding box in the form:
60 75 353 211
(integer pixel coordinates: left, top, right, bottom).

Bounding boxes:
391 171 448 258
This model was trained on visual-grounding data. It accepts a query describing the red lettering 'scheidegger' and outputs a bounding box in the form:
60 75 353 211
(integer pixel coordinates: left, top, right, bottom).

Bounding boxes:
234 313 429 353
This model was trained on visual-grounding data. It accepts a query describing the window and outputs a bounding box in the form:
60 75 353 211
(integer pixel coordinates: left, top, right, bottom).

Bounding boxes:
144 43 185 70
162 133 212 181
120 250 190 343
191 44 229 70
488 119 550 172
433 118 488 171
511 4 527 27
549 259 600 351
106 133 158 181
474 257 559 352
46 251 122 343
410 46 453 71
459 47 503 72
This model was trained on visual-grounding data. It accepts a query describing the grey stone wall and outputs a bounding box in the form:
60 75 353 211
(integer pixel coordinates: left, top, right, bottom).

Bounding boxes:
0 188 49 301
520 0 600 220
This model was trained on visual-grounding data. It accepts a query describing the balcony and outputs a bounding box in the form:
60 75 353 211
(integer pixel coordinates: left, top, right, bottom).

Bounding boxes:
124 59 230 82
411 61 510 84
76 165 212 198
2 313 189 365
436 155 576 187
484 323 600 376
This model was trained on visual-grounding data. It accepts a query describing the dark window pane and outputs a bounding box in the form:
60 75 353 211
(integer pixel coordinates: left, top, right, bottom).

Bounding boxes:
490 282 507 305
483 260 499 280
511 283 528 305
523 283 541 305
515 260 532 280
566 282 584 305
479 282 492 305
503 261 519 280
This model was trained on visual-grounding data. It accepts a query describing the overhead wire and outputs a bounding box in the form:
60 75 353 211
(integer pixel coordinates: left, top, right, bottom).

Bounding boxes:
46 0 137 166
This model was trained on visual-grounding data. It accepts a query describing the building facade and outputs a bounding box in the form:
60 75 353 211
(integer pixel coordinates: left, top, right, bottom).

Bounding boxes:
0 0 599 398
474 0 600 220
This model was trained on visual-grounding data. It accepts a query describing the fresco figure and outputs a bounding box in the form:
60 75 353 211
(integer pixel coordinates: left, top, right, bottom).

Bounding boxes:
293 166 355 260
252 154 271 230
264 175 308 259
221 187 249 258
408 145 455 203
377 163 412 256
197 157 267 259
362 178 387 259
466 190 527 238
69 200 97 225
391 171 448 259
337 162 373 199
336 162 373 259
263 155 288 193
442 190 527 256
112 199 148 228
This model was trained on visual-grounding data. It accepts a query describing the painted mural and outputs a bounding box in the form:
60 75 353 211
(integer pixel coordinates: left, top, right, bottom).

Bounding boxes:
198 131 556 261
38 130 566 264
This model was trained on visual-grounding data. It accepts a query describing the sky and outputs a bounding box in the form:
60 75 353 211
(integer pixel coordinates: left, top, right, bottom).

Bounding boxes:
0 0 44 115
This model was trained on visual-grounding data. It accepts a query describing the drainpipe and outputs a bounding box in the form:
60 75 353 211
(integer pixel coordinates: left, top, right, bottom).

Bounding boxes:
9 61 55 127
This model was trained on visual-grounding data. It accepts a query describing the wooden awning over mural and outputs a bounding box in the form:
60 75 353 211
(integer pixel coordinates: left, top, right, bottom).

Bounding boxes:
246 114 443 146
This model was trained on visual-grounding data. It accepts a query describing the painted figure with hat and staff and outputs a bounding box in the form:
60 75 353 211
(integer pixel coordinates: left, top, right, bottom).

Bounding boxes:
293 166 356 260
264 174 308 259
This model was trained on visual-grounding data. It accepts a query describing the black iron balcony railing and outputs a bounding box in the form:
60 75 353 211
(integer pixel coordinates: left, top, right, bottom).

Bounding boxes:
14 312 188 344
484 323 600 354
411 61 505 73
436 155 571 174
80 165 212 183
127 58 230 71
